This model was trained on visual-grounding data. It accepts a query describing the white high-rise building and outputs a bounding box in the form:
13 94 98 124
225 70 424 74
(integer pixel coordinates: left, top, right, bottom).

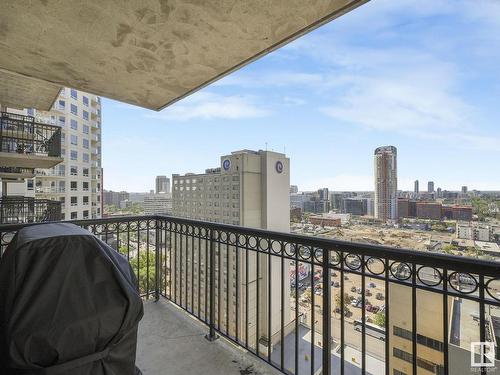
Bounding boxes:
374 146 398 222
144 193 172 215
172 149 291 350
155 175 170 194
30 88 103 220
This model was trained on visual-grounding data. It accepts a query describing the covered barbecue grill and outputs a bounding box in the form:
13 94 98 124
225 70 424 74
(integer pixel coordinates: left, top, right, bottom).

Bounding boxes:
0 223 144 374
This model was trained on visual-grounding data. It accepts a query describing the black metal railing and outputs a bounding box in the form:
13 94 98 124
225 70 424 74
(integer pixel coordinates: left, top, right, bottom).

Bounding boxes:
0 167 35 175
0 197 62 224
0 112 61 157
1 215 499 375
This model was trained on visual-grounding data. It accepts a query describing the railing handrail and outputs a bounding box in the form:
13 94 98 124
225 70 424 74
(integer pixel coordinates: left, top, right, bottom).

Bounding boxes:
0 214 498 276
0 111 61 157
1 213 498 375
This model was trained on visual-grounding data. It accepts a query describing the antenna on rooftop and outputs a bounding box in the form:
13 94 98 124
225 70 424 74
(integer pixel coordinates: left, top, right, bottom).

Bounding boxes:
265 142 268 151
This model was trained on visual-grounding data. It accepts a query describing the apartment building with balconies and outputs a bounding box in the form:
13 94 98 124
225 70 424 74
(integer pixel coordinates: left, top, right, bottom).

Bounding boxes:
30 88 103 220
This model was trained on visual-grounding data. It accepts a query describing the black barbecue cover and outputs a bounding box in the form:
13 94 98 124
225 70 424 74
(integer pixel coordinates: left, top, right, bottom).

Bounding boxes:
0 223 144 374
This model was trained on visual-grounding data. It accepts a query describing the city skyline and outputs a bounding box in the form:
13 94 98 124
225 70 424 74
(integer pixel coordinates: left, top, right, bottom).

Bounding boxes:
101 0 500 192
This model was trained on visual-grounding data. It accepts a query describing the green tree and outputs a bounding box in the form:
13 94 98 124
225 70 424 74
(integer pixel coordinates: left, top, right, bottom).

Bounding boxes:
442 244 458 254
119 248 156 295
374 312 385 327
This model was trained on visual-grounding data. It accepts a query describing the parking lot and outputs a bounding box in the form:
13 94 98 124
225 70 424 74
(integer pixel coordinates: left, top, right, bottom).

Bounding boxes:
291 268 387 360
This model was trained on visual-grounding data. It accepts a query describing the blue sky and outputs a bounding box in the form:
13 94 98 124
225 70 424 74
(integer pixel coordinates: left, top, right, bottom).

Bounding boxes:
102 0 500 192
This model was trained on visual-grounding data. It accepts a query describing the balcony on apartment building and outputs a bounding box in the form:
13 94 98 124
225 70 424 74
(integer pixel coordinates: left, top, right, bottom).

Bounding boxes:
0 196 61 224
0 112 63 171
0 215 499 375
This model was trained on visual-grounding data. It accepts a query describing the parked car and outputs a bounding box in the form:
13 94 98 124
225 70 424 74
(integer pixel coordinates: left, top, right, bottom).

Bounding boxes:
351 298 358 306
333 281 340 288
369 282 376 288
356 287 362 294
376 292 384 300
351 286 357 292
365 290 372 297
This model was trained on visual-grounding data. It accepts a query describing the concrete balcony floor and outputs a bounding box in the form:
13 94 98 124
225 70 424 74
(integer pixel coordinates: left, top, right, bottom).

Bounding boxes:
137 300 280 375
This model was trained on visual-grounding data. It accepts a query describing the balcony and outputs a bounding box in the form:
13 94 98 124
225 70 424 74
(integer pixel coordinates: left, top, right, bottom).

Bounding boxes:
0 112 63 169
0 215 499 375
35 186 66 194
0 197 61 224
0 167 35 180
35 168 65 178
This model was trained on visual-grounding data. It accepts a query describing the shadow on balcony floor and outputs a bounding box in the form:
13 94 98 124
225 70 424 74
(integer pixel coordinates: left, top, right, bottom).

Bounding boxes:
137 300 281 375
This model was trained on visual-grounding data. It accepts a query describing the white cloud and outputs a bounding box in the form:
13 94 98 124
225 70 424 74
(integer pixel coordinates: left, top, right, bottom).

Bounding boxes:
283 96 306 106
147 92 269 121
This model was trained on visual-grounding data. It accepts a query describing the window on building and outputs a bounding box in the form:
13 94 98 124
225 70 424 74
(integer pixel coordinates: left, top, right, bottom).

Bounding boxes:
70 150 77 160
83 182 89 191
27 179 34 190
70 181 77 191
82 124 89 134
70 135 78 145
70 119 78 130
58 100 65 110
83 153 89 163
83 210 89 219
70 197 77 206
70 104 78 115
71 212 78 219
70 89 77 99
58 116 65 126
61 132 66 145
83 196 89 205
83 138 89 149
27 108 34 116
83 110 89 120
83 168 89 177
82 96 89 106
70 166 77 176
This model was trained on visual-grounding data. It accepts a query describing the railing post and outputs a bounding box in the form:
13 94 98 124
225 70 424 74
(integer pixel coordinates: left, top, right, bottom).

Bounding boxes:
205 228 218 341
322 249 331 375
154 219 160 302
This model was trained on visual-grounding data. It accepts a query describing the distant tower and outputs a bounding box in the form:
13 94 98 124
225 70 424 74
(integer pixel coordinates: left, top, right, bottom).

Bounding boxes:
374 146 398 222
437 187 442 198
414 180 419 193
428 181 434 193
155 175 170 194
461 186 468 195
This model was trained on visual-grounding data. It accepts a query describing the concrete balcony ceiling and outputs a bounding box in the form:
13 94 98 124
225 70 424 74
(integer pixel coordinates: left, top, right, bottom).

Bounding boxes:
0 0 368 111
